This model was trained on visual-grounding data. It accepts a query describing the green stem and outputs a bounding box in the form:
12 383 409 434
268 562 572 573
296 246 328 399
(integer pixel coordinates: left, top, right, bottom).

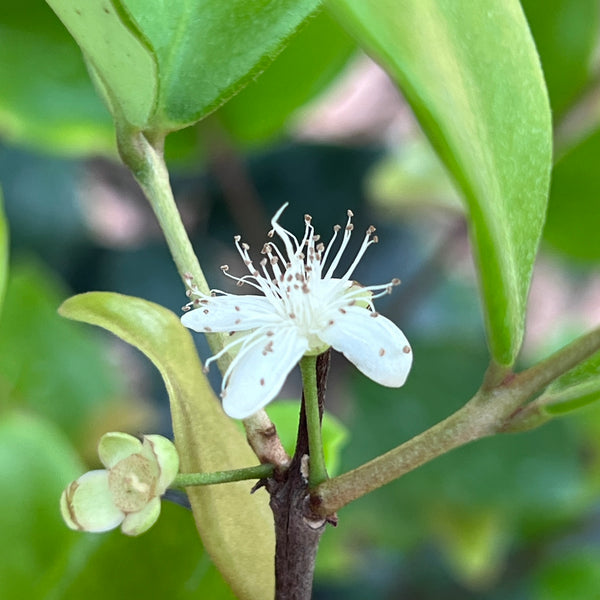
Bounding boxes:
300 354 328 488
116 126 227 359
172 464 274 488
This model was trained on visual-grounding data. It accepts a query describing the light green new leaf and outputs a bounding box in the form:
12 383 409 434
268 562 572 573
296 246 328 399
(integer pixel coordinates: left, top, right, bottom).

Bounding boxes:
0 188 8 315
59 292 275 600
327 0 552 366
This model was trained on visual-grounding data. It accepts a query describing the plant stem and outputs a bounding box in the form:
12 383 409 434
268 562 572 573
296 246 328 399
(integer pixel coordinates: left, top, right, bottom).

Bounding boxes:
172 464 274 488
313 325 600 516
300 354 328 488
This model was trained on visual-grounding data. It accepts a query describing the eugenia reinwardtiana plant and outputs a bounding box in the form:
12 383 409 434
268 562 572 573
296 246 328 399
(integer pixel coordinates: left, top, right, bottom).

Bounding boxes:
44 3 600 599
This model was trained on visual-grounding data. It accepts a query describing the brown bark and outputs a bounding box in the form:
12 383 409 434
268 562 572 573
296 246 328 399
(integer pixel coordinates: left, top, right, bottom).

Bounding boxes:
266 350 334 600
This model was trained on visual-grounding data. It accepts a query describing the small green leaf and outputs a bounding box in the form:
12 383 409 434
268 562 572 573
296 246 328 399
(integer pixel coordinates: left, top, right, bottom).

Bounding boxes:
545 129 600 261
264 400 349 476
45 0 158 129
0 188 8 314
327 0 552 366
59 292 275 600
542 350 600 416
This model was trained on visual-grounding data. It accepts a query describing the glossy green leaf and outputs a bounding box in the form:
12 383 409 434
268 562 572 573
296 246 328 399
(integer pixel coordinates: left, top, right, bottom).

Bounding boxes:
217 9 355 146
545 128 600 261
0 188 8 314
59 292 275 600
0 1 114 155
521 0 600 119
265 400 349 476
326 0 552 366
47 0 321 132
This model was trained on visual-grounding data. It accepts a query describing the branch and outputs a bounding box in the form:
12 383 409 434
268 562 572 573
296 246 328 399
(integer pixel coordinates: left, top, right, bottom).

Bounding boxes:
312 326 600 516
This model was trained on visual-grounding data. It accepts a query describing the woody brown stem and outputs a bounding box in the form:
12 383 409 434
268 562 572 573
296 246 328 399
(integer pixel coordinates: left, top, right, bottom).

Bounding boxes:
267 350 333 600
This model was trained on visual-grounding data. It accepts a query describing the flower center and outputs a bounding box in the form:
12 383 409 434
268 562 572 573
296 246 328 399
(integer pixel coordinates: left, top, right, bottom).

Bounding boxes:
109 454 157 513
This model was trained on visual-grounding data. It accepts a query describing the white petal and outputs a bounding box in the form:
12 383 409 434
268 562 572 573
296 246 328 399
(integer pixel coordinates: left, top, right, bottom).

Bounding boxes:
60 470 124 533
143 435 180 494
98 432 142 469
121 497 161 536
320 306 412 387
181 295 281 333
222 328 309 419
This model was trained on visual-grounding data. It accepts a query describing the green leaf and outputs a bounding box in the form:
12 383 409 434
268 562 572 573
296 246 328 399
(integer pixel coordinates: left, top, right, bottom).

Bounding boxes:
326 0 552 366
521 0 600 120
0 188 8 314
264 400 349 476
544 128 600 261
47 0 321 132
541 350 600 416
0 1 114 155
59 292 275 600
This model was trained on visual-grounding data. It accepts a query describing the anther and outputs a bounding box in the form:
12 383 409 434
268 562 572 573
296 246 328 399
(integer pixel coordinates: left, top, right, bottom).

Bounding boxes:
304 214 312 222
403 345 412 354
367 225 376 234
333 224 341 232
379 348 385 357
345 224 354 231
220 265 229 271
372 235 379 243
234 235 241 242
370 312 380 318
242 242 250 250
347 209 354 218
391 278 401 286
267 229 274 238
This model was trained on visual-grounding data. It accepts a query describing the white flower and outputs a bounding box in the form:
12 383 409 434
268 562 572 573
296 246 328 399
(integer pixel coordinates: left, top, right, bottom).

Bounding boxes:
182 204 412 419
60 432 179 536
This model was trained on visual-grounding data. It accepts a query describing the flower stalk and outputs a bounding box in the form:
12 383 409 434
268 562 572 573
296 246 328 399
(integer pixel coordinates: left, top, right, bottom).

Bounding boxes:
300 354 329 488
172 464 274 487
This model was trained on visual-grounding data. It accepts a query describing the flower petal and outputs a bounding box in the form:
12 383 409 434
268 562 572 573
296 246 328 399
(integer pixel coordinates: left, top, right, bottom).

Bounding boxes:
320 306 412 387
60 470 124 533
222 327 309 419
98 432 142 469
181 295 281 333
144 435 180 494
121 497 161 536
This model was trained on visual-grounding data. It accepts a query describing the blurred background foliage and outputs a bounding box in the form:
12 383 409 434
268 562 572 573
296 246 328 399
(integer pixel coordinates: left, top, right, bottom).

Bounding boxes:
0 1 599 598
